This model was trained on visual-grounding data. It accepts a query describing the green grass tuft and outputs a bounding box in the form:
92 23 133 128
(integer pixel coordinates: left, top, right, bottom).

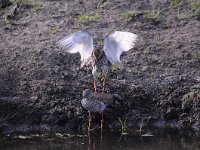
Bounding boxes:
121 10 140 22
110 64 118 73
48 27 59 34
144 9 161 20
77 15 100 24
139 118 144 135
143 45 150 55
196 50 200 62
118 117 128 133
188 0 200 17
170 0 183 8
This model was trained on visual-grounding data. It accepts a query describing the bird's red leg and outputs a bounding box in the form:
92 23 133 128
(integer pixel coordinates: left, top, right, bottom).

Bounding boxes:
94 80 97 94
101 113 104 139
102 78 106 93
88 111 92 132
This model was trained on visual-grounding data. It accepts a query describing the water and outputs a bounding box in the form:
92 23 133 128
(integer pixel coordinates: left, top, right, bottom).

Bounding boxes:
0 129 199 150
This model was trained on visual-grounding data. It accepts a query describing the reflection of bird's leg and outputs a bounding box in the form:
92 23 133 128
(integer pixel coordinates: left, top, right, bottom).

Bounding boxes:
100 112 104 140
100 112 104 131
88 111 92 132
93 141 96 150
102 78 106 93
88 128 91 145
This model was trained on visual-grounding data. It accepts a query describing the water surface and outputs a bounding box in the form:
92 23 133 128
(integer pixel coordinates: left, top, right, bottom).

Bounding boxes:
0 128 199 150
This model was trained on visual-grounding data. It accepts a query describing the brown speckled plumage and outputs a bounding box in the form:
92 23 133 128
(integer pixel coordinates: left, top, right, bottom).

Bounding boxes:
81 89 113 113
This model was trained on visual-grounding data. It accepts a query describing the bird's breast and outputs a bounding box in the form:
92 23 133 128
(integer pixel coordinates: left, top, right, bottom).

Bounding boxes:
81 97 106 113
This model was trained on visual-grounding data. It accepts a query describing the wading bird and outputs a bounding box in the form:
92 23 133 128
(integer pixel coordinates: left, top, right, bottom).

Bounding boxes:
57 30 138 93
81 89 113 131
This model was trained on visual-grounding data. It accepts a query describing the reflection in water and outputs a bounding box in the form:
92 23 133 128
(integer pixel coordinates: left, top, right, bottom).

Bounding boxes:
0 129 200 150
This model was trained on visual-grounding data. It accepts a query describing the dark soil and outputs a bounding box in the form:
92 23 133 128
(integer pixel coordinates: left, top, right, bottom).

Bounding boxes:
0 0 200 134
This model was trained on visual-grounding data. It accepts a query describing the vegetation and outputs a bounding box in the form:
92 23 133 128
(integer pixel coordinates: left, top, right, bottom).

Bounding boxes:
188 0 200 17
96 1 106 14
144 9 162 20
122 10 140 22
4 0 199 23
196 50 200 62
98 72 107 82
177 8 189 20
0 113 16 123
143 45 150 55
76 2 106 24
131 65 139 75
139 118 144 135
77 15 100 24
97 40 103 47
170 0 200 20
118 117 128 133
9 0 42 13
0 0 199 137
120 0 199 22
2 2 17 21
110 64 118 73
48 27 59 34
170 0 183 8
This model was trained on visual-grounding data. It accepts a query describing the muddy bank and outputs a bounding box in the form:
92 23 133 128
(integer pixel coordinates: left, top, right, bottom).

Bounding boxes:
0 0 200 134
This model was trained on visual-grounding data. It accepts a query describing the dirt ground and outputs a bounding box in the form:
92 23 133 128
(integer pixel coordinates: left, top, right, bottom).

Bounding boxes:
0 0 200 134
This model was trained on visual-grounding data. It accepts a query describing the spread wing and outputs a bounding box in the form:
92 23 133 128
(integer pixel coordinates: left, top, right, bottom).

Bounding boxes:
103 31 138 65
57 31 94 66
